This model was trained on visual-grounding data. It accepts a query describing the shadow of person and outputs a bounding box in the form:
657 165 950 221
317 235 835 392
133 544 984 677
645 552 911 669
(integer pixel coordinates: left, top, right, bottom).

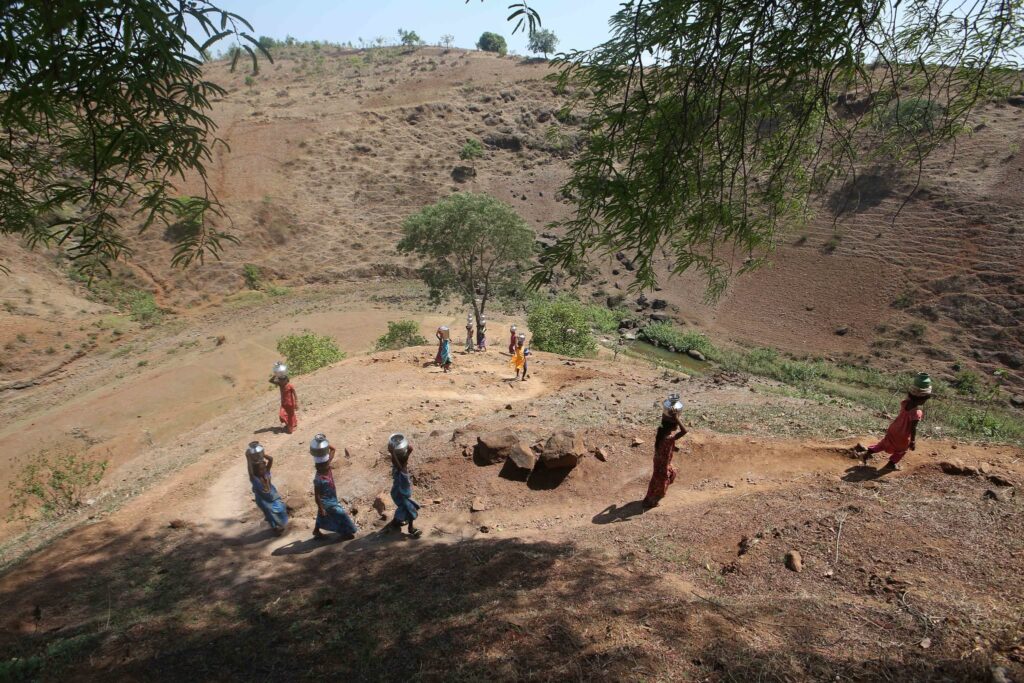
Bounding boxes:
253 426 280 435
271 533 353 556
225 527 278 546
592 500 646 524
841 465 889 483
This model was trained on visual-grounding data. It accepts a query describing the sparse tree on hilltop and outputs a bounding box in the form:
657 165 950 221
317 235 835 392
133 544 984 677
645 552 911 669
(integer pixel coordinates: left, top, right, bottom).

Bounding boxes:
476 31 508 56
527 29 558 58
398 28 422 47
398 193 534 330
440 33 455 48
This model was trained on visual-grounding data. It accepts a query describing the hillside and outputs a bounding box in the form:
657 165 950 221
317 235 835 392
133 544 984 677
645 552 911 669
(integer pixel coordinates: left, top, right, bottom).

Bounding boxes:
0 45 1023 682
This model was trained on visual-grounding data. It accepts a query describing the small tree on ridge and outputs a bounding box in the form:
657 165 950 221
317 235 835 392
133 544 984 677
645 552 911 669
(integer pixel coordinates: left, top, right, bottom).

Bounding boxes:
476 31 507 56
527 29 558 58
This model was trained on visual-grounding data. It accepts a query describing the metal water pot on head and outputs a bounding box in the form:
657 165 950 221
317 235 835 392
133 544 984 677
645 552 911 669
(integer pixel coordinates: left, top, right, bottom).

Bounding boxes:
438 325 450 340
388 433 409 461
662 393 684 418
272 361 288 379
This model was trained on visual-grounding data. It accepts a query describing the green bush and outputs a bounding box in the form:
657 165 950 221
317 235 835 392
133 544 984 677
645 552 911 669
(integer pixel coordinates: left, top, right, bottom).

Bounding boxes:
527 296 597 357
375 320 428 351
639 322 716 357
7 449 108 521
276 332 346 375
243 263 263 290
884 97 944 135
581 304 626 334
129 291 161 326
459 139 484 160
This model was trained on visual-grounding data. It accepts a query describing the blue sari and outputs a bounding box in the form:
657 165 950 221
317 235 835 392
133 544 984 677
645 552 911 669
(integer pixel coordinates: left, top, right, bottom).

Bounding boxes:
314 471 358 535
252 474 288 530
440 339 452 366
390 467 420 524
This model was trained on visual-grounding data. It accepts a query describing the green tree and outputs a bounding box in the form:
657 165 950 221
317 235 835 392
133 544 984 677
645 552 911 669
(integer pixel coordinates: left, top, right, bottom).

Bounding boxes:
398 28 422 46
0 2 269 275
527 29 558 58
440 33 455 48
527 296 597 357
398 193 534 330
537 0 1023 297
476 31 508 56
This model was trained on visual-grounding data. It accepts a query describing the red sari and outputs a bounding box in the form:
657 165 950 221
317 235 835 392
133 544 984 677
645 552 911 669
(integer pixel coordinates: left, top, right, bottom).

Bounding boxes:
508 331 517 354
279 382 298 434
644 427 680 506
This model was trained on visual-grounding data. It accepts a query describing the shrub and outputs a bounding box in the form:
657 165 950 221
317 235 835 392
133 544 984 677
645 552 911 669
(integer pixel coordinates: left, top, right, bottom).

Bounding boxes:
476 31 507 56
639 322 716 357
375 320 428 351
581 304 626 334
953 370 981 395
397 28 422 47
7 449 108 521
129 291 162 325
884 97 944 135
527 29 558 58
276 332 345 375
242 263 263 290
460 139 484 160
527 296 597 357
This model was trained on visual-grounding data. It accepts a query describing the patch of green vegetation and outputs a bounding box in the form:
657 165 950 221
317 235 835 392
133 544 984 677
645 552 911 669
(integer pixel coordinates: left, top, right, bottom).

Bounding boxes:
459 139 484 160
7 448 107 521
527 296 597 357
953 370 981 395
129 291 161 325
639 322 716 357
375 320 428 351
0 632 102 681
242 263 263 290
266 284 290 297
581 303 628 334
276 332 345 375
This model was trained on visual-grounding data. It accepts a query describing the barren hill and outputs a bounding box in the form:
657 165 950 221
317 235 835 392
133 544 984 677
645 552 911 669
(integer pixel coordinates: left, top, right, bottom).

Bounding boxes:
1 45 1023 681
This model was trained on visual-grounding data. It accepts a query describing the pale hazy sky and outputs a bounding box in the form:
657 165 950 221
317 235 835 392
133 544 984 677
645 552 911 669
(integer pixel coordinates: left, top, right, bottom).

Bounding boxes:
214 0 627 54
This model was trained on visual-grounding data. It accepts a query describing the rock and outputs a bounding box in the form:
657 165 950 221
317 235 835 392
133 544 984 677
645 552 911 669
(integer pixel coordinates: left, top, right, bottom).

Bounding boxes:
508 442 538 471
785 550 803 572
168 519 191 529
631 437 645 447
451 165 477 183
988 473 1014 487
939 459 967 475
992 666 1011 683
984 488 1014 502
474 430 523 465
649 312 670 322
834 326 849 336
1010 395 1024 408
595 447 609 462
1007 94 1024 107
687 349 706 362
919 637 931 649
372 493 388 518
540 430 586 469
621 332 637 341
470 497 487 512
606 294 625 308
482 133 523 151
651 298 668 310
738 535 759 556
997 352 1023 369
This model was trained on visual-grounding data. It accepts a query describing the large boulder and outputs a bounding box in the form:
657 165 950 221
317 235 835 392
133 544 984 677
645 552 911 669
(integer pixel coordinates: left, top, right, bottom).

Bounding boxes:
474 431 523 465
508 442 537 471
539 430 586 469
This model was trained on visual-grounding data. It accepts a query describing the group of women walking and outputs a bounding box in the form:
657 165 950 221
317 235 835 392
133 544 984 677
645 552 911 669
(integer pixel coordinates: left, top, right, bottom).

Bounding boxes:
245 363 421 540
253 324 937 538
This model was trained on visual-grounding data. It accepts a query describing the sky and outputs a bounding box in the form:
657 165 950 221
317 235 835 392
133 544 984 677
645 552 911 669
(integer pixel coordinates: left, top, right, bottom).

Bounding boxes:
213 0 626 54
